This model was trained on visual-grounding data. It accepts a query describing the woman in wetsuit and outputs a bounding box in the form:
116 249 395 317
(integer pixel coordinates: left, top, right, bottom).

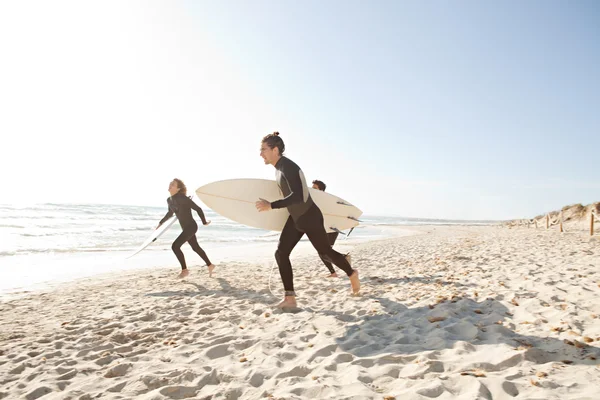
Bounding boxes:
157 178 215 279
255 132 360 308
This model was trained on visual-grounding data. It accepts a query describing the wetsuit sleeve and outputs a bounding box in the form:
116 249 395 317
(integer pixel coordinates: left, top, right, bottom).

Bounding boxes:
159 206 174 226
271 167 307 209
158 200 173 226
186 197 208 224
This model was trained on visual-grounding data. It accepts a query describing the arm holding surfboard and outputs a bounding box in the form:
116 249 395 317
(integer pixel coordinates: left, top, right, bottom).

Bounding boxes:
184 195 211 226
156 200 174 229
256 157 311 213
270 169 306 210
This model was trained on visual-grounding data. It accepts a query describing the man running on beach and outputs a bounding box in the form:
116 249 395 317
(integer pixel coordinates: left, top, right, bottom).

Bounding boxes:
255 132 360 309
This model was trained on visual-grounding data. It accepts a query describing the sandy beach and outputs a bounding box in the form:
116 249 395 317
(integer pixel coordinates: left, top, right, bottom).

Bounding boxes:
1 225 599 399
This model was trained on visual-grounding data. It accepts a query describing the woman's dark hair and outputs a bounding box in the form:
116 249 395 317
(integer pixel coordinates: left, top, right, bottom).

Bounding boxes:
261 131 285 155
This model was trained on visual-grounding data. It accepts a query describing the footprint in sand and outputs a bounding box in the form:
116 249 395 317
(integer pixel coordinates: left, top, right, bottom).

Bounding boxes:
159 385 198 399
275 365 312 379
104 363 132 378
249 372 265 387
57 368 77 380
416 382 446 398
501 380 519 397
24 386 52 400
107 381 127 393
205 344 232 360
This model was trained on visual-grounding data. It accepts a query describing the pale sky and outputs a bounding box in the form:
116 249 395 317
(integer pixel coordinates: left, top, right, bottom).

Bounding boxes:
1 1 598 220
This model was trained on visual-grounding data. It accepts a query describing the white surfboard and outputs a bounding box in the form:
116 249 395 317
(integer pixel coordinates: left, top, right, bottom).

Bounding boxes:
127 215 178 258
195 179 362 233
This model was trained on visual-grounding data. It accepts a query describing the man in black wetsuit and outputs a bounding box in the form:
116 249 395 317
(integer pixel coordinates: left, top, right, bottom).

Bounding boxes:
255 132 360 309
311 179 349 278
157 178 215 279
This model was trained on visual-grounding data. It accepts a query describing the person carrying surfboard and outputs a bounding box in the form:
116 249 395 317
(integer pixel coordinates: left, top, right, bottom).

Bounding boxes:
255 132 360 308
311 179 351 278
157 178 215 279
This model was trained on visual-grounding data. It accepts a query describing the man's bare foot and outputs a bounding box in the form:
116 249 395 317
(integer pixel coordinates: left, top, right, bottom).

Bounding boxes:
178 269 190 279
326 273 338 278
349 270 360 294
276 296 297 309
207 264 215 277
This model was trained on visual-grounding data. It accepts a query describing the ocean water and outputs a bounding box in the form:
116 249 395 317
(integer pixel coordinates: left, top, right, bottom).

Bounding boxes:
0 203 495 296
0 203 394 257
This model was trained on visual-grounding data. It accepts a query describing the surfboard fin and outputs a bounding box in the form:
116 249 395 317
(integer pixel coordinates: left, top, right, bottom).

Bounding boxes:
329 227 347 235
336 201 353 206
347 216 362 222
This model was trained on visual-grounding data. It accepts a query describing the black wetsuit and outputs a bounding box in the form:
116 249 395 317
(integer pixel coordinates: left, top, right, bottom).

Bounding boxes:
270 157 354 295
159 193 211 269
321 232 339 274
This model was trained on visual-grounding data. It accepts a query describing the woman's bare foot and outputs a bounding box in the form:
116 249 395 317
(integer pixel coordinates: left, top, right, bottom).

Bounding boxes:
349 270 360 294
207 264 215 277
177 269 190 279
277 296 297 309
326 273 338 278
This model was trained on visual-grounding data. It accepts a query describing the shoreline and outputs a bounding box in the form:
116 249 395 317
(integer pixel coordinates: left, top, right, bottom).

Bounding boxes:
0 225 420 301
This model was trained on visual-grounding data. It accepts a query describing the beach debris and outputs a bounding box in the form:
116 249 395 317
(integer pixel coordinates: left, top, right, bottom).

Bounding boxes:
583 337 594 343
511 298 520 306
239 357 248 362
474 310 483 314
461 369 486 377
514 339 533 348
536 371 548 378
561 360 573 364
427 316 446 323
